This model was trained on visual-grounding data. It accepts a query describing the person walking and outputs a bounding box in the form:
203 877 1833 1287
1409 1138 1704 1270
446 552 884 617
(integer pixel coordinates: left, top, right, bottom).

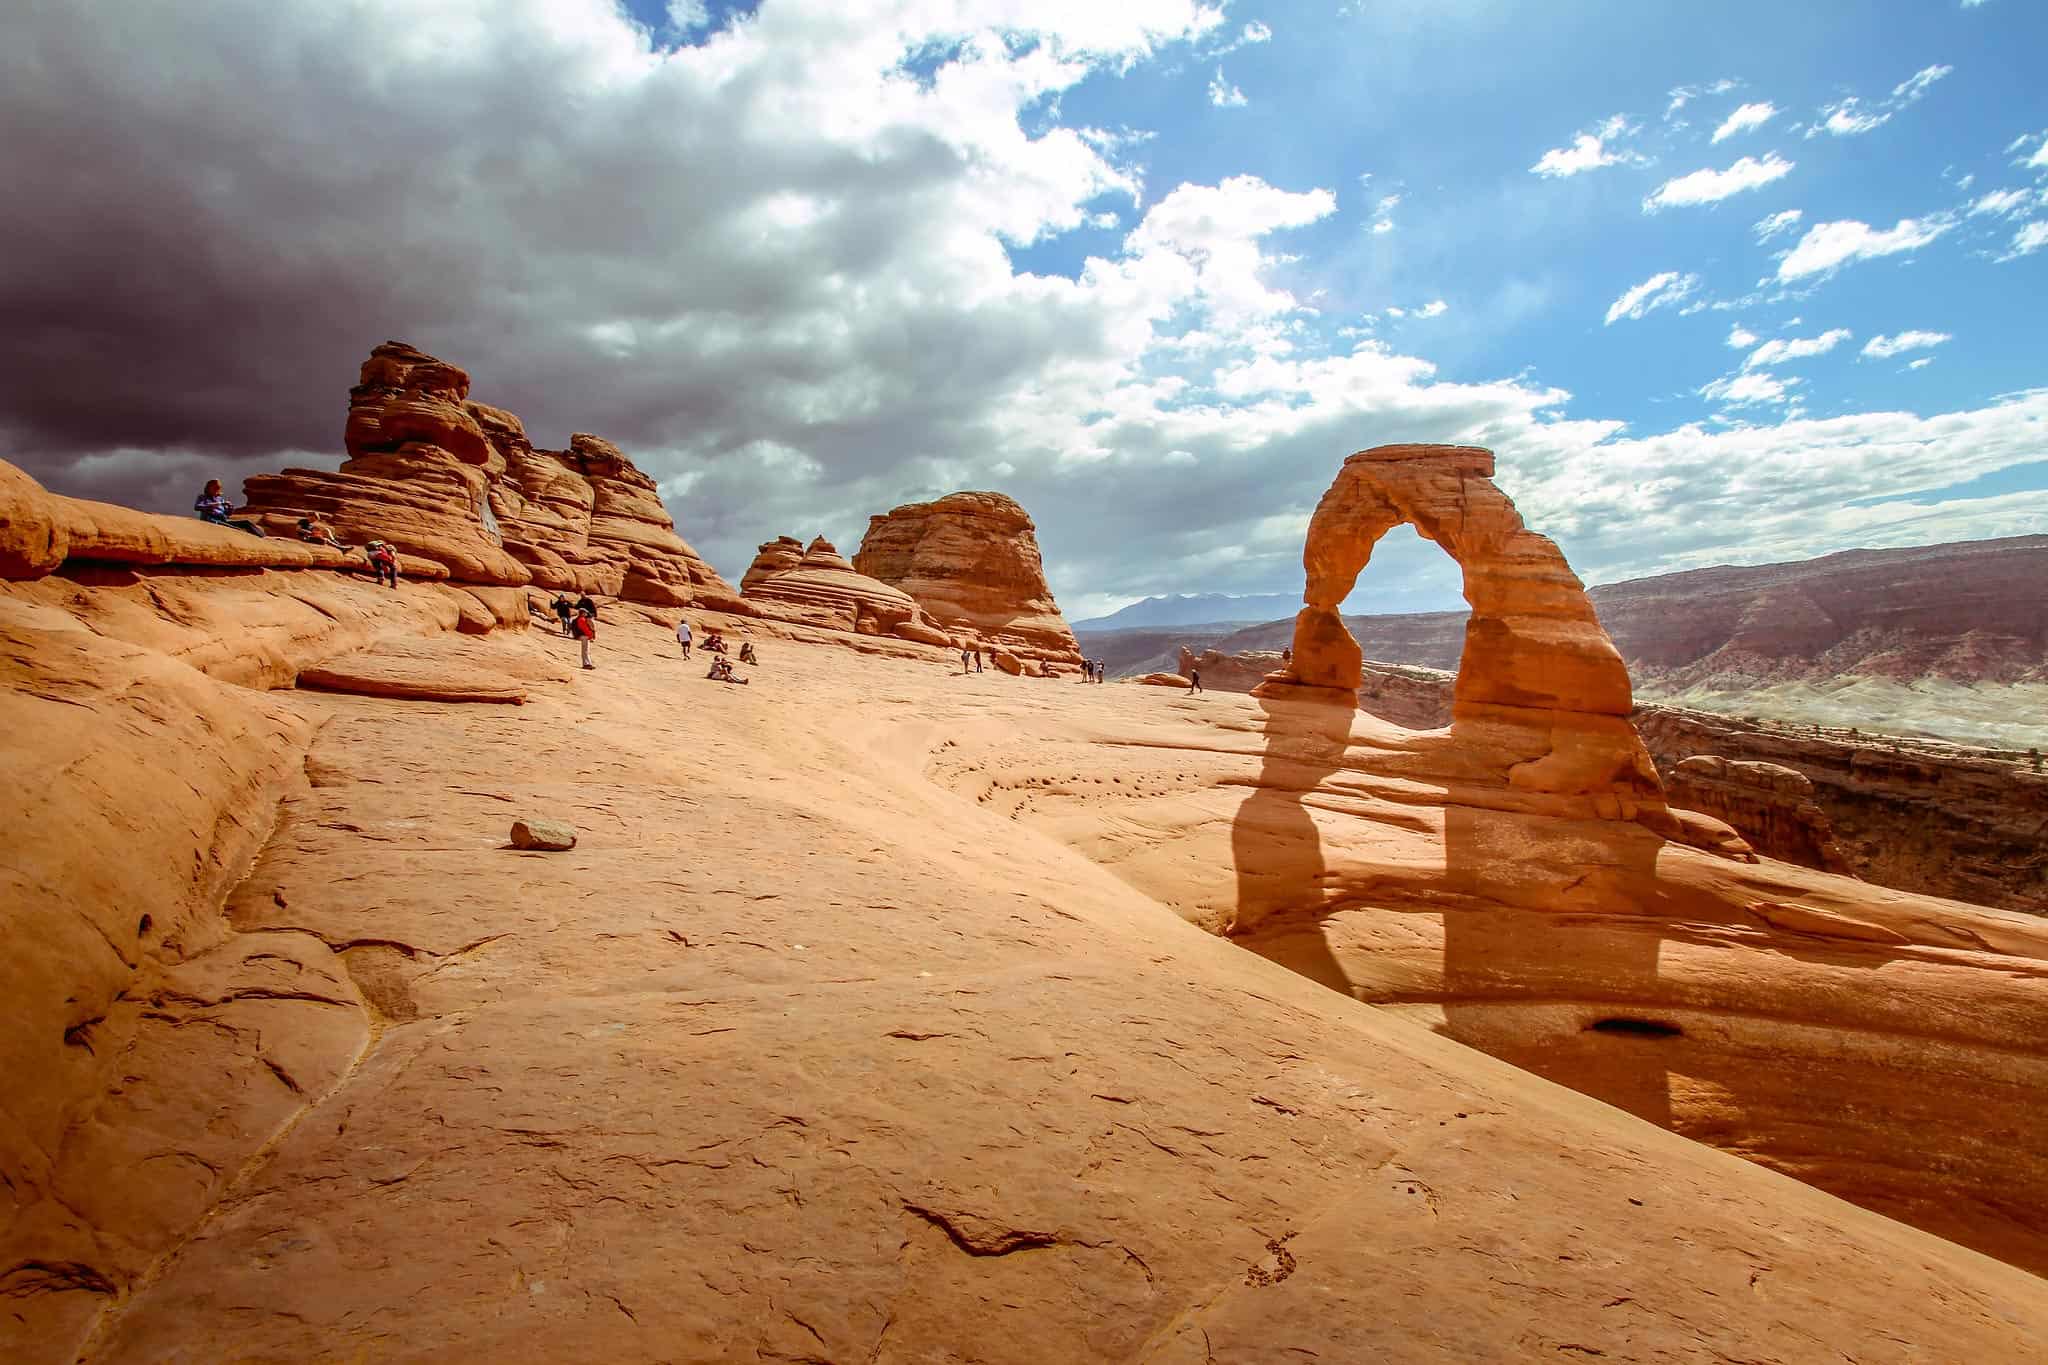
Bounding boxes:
572 605 597 669
675 616 693 659
973 647 984 673
553 596 577 636
959 645 972 674
1188 668 1202 694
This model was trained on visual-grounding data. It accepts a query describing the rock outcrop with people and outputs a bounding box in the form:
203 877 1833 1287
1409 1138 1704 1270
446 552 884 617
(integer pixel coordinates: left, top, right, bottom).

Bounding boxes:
855 491 1083 664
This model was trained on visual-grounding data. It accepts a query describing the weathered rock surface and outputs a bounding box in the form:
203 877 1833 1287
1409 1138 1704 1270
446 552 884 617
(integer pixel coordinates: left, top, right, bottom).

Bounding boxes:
298 637 543 704
7 567 2048 1361
1137 670 1192 688
742 535 955 646
1666 755 1852 874
855 491 1082 663
1254 444 1667 824
234 343 742 610
1179 645 1282 693
510 817 577 850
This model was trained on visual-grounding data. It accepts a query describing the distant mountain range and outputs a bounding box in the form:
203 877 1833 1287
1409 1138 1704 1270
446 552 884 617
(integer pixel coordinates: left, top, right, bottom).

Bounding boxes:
1072 592 1301 631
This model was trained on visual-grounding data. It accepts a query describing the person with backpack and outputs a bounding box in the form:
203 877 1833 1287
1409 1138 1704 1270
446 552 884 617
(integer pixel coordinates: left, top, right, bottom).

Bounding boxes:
365 540 399 588
572 605 596 669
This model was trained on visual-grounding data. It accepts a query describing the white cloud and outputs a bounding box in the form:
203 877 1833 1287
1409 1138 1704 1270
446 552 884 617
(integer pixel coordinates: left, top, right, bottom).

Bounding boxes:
1906 357 1934 370
1665 78 1737 120
1753 208 1803 241
1368 191 1402 234
1775 214 1956 280
1416 299 1448 318
1711 101 1777 143
1207 65 1246 107
1809 63 1951 140
2003 221 2048 260
1744 328 1852 369
1530 132 1622 177
1969 188 2040 218
1604 271 1700 324
1863 331 1952 359
1241 20 1271 43
1726 324 1758 349
1644 153 1794 211
1700 371 1800 406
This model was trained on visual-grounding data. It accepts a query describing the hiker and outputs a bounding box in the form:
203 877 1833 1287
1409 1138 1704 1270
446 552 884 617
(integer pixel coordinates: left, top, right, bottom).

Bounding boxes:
973 647 984 673
959 646 972 674
1188 668 1202 694
571 605 596 669
575 593 599 620
552 596 577 636
738 640 758 665
674 617 693 658
706 656 749 685
364 540 399 589
296 516 346 551
1281 646 1292 665
193 479 266 536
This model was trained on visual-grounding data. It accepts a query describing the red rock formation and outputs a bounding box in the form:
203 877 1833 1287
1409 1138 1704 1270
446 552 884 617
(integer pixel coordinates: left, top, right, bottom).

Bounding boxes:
740 535 806 592
1255 444 1667 822
1665 755 1852 874
854 491 1081 663
1178 645 1282 693
241 342 528 584
237 342 742 609
743 535 953 646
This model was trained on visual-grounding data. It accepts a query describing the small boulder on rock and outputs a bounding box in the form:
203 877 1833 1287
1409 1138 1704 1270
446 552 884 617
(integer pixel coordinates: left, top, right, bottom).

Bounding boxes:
511 817 577 851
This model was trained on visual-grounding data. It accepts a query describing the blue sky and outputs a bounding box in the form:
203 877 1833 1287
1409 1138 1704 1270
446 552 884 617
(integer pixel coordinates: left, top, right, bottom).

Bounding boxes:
4 0 2045 617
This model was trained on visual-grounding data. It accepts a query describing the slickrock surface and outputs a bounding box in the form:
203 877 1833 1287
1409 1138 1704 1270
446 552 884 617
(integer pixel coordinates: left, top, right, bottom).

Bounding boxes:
1179 645 1282 693
10 605 2048 1363
1254 444 1667 826
297 635 568 705
9 453 2048 1362
855 491 1083 663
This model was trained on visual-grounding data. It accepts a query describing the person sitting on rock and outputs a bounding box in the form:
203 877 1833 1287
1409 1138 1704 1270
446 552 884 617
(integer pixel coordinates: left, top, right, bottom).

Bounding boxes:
706 656 749 685
738 640 758 665
675 616 693 659
193 479 267 536
364 540 400 589
296 516 347 551
572 605 597 670
704 631 728 655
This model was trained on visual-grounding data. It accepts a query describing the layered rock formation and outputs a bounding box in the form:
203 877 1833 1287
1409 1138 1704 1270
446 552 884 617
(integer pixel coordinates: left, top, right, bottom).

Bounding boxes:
1665 755 1853 874
1253 444 1667 823
1179 645 1283 693
742 535 954 646
854 491 1082 663
237 342 742 609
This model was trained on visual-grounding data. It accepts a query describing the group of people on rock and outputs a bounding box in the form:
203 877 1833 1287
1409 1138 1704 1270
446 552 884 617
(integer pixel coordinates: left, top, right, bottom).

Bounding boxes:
678 618 754 683
194 478 399 587
1079 658 1107 683
540 594 603 669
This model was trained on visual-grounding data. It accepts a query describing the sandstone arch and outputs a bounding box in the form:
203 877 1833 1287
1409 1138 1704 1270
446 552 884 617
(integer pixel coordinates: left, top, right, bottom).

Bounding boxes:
1254 443 1667 818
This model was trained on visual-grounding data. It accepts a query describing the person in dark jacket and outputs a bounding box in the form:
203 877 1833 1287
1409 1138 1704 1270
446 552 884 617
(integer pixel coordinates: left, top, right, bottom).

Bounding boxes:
194 479 266 536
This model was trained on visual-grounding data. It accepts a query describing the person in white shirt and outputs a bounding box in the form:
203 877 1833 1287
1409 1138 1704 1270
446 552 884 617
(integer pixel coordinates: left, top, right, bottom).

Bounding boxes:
674 617 693 659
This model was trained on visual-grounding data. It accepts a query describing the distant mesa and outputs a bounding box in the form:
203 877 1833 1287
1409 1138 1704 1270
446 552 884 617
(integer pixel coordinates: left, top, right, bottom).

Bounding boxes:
855 491 1082 664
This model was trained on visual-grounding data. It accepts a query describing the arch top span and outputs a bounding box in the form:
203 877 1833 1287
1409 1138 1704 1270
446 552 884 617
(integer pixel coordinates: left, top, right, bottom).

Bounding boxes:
1254 442 1667 817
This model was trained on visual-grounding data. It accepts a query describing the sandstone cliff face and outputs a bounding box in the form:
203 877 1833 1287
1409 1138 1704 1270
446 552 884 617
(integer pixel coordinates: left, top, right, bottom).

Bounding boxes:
1665 755 1853 874
854 491 1081 662
1178 645 1282 693
238 342 742 609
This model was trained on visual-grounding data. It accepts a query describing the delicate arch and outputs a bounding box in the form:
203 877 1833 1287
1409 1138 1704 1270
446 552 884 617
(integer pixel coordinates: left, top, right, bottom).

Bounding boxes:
1255 443 1664 813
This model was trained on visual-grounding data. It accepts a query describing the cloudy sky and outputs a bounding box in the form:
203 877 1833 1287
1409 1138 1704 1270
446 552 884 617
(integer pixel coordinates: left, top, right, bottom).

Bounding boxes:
3 0 2044 617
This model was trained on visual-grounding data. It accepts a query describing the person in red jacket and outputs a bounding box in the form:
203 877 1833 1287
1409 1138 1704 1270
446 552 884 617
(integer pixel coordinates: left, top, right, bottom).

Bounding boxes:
365 540 399 588
572 605 596 669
